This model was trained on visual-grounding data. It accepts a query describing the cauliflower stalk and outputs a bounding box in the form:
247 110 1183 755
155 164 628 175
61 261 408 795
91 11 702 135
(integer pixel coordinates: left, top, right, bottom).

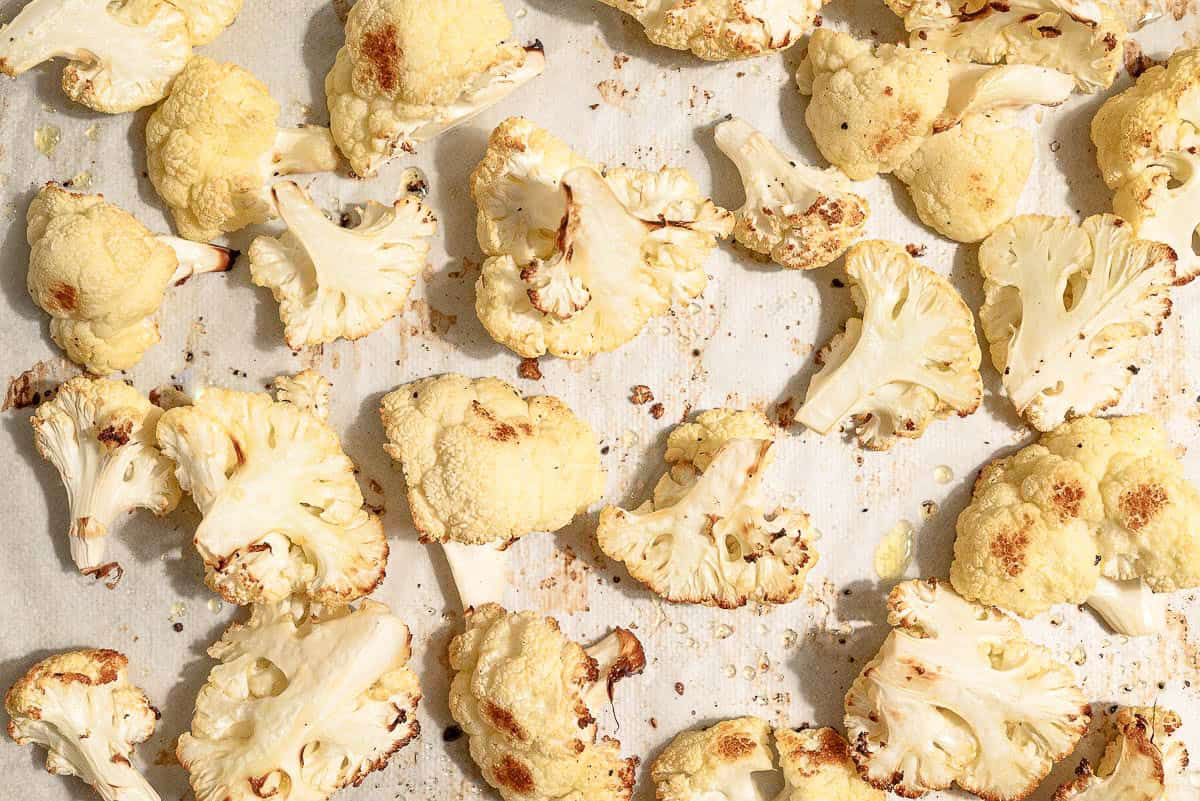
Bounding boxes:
714 117 869 269
978 214 1183 431
325 0 545 178
32 377 181 575
146 57 341 242
178 599 421 801
6 649 159 801
598 409 818 608
249 181 437 348
952 415 1200 636
1092 48 1200 282
797 240 981 449
473 117 733 359
845 579 1091 801
156 384 386 606
448 603 646 801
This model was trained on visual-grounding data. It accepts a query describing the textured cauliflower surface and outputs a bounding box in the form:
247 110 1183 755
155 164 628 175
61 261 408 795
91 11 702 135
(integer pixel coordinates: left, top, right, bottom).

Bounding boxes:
448 604 642 801
157 386 386 606
776 727 885 800
1053 707 1192 801
272 369 332 420
845 579 1091 800
979 214 1182 431
598 409 818 608
178 600 421 801
380 373 604 545
169 0 242 44
6 649 158 801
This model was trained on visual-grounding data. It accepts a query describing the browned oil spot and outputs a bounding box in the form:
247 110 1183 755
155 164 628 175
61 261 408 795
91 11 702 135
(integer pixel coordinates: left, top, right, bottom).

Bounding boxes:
483 701 526 740
360 24 400 92
716 734 757 759
493 755 534 794
1120 484 1168 531
990 525 1031 576
1052 481 1085 519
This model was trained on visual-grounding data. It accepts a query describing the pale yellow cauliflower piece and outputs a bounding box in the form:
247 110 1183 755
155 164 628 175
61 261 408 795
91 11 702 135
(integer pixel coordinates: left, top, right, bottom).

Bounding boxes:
776 727 885 800
271 369 332 420
380 373 604 546
169 0 241 44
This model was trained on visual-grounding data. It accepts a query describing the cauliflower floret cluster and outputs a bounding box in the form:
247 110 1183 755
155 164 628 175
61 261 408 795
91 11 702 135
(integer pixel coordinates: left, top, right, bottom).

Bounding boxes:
249 181 437 348
1092 48 1200 282
595 0 826 60
271 369 332 420
714 117 869 269
598 409 818 608
472 117 733 359
797 240 981 449
325 0 545 178
178 599 421 801
978 214 1183 430
168 0 242 44
146 57 340 241
156 384 386 606
952 415 1200 635
845 579 1091 800
448 603 645 801
380 374 604 546
6 649 159 801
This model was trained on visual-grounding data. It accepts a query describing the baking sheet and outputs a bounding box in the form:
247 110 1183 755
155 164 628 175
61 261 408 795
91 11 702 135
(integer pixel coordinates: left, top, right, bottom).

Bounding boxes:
1 1 1199 799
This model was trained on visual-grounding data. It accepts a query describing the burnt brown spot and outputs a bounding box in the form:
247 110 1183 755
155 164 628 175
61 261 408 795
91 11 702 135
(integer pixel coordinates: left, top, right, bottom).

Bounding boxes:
82 561 124 589
630 385 654 405
1120 484 1168 530
491 422 517 441
1052 481 1085 519
1104 31 1118 51
248 774 278 797
1038 25 1062 36
990 524 1031 577
483 701 526 741
97 421 133 448
360 24 401 92
50 283 76 312
517 358 542 380
716 734 757 759
493 756 535 794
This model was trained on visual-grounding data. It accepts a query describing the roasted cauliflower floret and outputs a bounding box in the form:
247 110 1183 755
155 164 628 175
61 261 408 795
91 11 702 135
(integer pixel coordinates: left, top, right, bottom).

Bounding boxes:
271 369 332 421
249 181 436 348
596 0 825 60
1092 48 1200 282
156 384 386 606
146 57 340 241
845 579 1091 801
776 727 884 800
6 649 158 801
325 0 545 178
380 373 604 546
448 603 645 801
598 409 818 608
979 214 1183 431
714 117 869 269
169 0 241 44
178 599 421 801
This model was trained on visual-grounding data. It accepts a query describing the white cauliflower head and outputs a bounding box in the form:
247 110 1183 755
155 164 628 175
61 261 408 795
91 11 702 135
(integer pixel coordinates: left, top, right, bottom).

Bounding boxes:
178 599 421 801
249 181 436 348
472 118 732 359
1092 48 1200 282
845 579 1091 800
797 240 982 449
168 0 241 44
448 603 645 801
380 373 604 546
271 369 332 421
598 409 818 608
6 649 158 801
156 385 386 606
978 214 1182 431
31 376 181 575
714 117 869 269
596 0 826 60
325 0 545 178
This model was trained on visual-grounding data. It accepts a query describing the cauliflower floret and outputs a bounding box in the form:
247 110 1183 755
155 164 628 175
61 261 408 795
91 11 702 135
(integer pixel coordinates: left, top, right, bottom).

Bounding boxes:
598 409 818 608
883 0 1125 92
31 376 181 575
380 373 604 545
448 603 645 801
596 0 824 60
1092 48 1200 281
978 214 1183 431
1054 707 1194 801
714 117 869 269
178 599 421 801
26 183 234 374
168 0 241 44
0 0 190 112
6 649 158 801
146 57 340 242
776 727 884 800
156 385 386 606
271 369 332 421
249 181 436 348
797 240 981 449
325 0 544 178
845 579 1091 800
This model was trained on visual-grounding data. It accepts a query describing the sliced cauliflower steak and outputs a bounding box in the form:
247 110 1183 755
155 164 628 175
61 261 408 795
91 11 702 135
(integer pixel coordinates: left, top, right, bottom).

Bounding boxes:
249 181 436 348
178 600 421 801
157 385 386 606
32 377 181 575
845 579 1090 800
714 118 869 269
1054 707 1192 801
6 649 158 801
979 214 1183 431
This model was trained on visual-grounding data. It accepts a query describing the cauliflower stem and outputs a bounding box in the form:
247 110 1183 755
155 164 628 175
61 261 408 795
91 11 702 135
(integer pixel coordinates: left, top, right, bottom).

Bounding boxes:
269 126 341 176
158 236 237 283
1085 576 1168 637
442 540 510 612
